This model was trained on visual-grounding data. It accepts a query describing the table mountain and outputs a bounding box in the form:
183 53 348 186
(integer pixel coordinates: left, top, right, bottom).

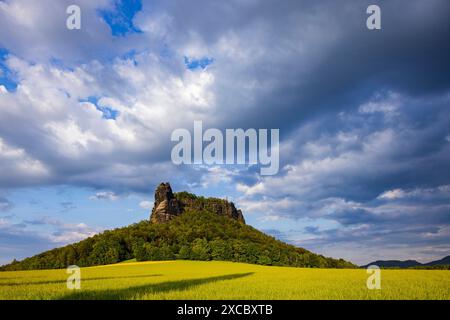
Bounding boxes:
1 183 355 271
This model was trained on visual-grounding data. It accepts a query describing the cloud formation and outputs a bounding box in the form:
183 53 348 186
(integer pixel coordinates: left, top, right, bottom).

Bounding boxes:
0 215 100 264
0 0 449 264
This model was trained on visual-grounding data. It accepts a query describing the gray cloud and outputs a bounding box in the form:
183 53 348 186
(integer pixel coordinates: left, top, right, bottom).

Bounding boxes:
0 216 100 265
1 0 449 194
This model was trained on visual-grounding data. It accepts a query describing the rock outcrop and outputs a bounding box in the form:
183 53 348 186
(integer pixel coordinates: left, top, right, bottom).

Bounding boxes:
150 182 245 224
150 182 182 223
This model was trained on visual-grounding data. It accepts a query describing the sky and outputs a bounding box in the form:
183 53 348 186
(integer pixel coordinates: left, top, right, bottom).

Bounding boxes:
0 0 449 266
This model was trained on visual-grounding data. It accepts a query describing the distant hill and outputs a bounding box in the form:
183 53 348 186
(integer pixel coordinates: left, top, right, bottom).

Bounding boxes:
361 260 421 268
361 255 450 269
0 183 356 271
424 255 450 266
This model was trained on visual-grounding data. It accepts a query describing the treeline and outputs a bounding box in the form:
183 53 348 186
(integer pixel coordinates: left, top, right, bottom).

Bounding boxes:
1 209 355 271
361 265 450 270
382 265 450 270
408 265 450 270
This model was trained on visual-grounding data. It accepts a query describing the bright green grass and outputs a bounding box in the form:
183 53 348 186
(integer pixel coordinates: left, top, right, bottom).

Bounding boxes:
118 258 137 264
0 260 449 300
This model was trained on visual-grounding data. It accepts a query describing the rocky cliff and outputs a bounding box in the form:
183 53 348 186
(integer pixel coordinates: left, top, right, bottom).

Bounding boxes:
150 182 245 224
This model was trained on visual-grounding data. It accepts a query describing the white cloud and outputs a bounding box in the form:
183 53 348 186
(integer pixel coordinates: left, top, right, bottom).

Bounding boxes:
358 91 402 116
0 138 50 186
37 219 100 244
0 0 115 63
378 188 406 200
0 49 218 190
0 216 101 248
258 215 283 222
237 128 399 202
200 166 239 187
239 197 301 216
236 182 266 196
139 200 153 210
378 185 450 201
49 227 98 244
89 191 119 201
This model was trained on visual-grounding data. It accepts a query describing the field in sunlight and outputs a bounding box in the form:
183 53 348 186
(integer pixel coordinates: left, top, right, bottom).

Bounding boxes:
0 260 449 300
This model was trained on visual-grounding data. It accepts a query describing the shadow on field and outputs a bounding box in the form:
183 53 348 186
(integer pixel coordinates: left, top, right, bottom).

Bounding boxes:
0 274 162 287
59 272 254 300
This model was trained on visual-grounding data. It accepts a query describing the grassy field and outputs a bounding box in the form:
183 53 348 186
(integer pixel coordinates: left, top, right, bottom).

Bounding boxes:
0 260 449 300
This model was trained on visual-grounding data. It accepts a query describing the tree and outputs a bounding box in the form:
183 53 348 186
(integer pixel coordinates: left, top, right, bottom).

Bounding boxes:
178 245 191 260
191 238 211 260
88 238 122 265
210 239 231 260
158 244 175 260
132 238 147 261
257 255 272 265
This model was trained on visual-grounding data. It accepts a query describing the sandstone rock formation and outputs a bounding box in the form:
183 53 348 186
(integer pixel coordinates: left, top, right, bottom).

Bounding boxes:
150 182 245 224
150 182 182 223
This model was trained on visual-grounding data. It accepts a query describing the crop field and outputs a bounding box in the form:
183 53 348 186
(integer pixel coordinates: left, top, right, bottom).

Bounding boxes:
0 260 449 300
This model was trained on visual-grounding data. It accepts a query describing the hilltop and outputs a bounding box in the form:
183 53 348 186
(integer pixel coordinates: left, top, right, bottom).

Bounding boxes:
0 183 355 271
150 182 245 224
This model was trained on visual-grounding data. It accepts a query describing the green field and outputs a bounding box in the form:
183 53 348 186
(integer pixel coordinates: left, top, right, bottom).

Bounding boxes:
0 260 449 300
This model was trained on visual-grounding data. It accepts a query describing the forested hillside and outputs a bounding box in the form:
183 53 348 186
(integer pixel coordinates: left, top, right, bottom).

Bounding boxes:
1 209 355 271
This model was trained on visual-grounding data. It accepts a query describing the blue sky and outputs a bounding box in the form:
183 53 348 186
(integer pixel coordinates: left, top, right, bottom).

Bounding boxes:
0 48 17 92
0 0 450 265
184 56 214 70
98 0 142 36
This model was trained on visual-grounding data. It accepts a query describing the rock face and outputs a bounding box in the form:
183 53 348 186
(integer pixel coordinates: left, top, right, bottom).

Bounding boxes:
150 182 245 224
150 182 182 223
